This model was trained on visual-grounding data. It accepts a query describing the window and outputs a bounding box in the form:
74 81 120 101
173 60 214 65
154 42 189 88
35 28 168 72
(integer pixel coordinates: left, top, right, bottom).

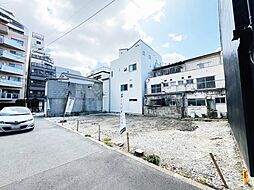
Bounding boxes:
188 99 205 106
36 41 41 45
197 62 211 69
215 97 226 104
169 99 176 106
186 79 193 84
129 99 137 102
170 81 176 86
197 76 216 89
129 63 137 72
178 81 184 85
129 84 133 88
151 84 161 93
188 76 192 78
121 84 128 91
88 85 92 89
142 51 145 56
111 71 113 78
163 82 169 87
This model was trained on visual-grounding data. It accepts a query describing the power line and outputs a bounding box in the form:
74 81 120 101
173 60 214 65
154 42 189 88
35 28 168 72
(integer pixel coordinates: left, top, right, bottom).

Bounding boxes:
45 0 94 40
46 0 118 47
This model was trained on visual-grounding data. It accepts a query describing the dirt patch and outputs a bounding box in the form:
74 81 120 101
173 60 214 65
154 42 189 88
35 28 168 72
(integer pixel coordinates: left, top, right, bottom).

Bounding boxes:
47 114 249 189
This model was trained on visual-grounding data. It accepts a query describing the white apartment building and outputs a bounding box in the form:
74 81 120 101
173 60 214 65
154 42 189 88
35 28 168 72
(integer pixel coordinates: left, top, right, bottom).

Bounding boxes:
88 66 110 112
0 8 28 107
110 40 162 114
145 51 227 118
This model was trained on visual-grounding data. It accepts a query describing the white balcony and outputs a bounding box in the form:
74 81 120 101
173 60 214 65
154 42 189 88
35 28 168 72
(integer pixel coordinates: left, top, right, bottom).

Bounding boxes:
0 78 22 88
0 49 24 63
0 92 19 100
0 64 23 75
0 36 25 51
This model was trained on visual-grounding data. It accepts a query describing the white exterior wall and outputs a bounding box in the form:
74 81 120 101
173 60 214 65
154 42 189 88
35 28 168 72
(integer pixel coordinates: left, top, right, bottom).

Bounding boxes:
88 67 110 112
146 52 227 117
110 40 162 114
147 64 225 94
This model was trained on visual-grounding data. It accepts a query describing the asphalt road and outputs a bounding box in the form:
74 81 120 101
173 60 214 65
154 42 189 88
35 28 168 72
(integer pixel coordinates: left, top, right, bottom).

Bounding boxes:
0 117 200 190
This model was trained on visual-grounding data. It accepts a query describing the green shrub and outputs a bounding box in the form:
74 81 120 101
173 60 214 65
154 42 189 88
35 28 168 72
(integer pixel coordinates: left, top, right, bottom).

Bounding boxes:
144 154 160 166
103 137 113 147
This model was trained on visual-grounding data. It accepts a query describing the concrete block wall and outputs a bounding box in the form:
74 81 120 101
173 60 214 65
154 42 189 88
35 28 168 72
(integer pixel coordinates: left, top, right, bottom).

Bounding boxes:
46 80 102 117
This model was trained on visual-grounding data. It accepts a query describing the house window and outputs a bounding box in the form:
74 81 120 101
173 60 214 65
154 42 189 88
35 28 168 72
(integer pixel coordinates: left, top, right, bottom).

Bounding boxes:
197 62 211 69
36 41 41 45
129 84 133 88
151 84 161 93
215 97 226 103
163 82 169 87
121 84 128 91
188 76 192 78
188 99 205 106
178 81 184 85
170 81 176 86
142 51 145 56
186 79 193 84
129 99 137 102
111 71 113 78
129 63 137 72
197 76 216 89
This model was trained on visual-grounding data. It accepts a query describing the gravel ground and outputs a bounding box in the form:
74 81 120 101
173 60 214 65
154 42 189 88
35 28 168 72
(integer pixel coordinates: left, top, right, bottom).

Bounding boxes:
47 113 251 190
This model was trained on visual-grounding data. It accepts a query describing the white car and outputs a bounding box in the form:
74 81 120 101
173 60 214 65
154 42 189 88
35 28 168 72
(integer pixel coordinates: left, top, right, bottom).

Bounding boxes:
0 106 34 133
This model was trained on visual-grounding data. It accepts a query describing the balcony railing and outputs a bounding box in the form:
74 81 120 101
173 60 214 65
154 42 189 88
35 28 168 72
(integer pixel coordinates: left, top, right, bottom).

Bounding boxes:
0 36 25 51
29 94 45 98
0 78 22 88
0 63 23 75
31 72 56 78
31 62 56 70
30 83 45 87
0 49 25 63
0 92 19 100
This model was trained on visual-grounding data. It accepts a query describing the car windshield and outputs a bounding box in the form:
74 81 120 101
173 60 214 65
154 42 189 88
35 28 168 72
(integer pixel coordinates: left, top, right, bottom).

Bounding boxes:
0 107 31 116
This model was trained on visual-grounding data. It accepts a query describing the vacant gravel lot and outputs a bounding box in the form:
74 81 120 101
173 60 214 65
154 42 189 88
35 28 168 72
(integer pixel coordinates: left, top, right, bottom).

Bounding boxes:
47 114 249 189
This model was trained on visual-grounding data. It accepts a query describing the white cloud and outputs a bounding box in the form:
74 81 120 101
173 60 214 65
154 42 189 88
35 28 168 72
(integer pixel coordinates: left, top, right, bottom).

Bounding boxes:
162 42 169 48
153 11 165 22
162 53 186 64
168 33 184 42
3 0 166 75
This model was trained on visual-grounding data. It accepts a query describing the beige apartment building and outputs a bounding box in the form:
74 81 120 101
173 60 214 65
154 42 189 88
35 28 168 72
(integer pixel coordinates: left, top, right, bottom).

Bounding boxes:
0 8 28 107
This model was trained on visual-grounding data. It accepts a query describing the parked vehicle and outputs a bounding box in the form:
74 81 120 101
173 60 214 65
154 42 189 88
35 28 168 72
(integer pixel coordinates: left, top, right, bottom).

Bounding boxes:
0 107 34 133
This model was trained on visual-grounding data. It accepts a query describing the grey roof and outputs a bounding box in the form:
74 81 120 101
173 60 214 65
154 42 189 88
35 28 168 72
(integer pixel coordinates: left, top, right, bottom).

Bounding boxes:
60 72 102 83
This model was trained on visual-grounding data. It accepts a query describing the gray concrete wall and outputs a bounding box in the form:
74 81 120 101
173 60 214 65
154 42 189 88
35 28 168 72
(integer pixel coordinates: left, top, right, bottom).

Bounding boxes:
144 94 182 119
46 80 102 117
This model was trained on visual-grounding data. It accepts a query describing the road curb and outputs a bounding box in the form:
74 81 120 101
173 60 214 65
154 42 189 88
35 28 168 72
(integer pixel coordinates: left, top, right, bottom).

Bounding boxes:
48 119 214 190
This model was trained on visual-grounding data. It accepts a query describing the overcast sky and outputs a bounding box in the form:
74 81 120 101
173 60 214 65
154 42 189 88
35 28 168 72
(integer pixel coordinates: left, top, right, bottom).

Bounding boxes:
1 0 220 75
